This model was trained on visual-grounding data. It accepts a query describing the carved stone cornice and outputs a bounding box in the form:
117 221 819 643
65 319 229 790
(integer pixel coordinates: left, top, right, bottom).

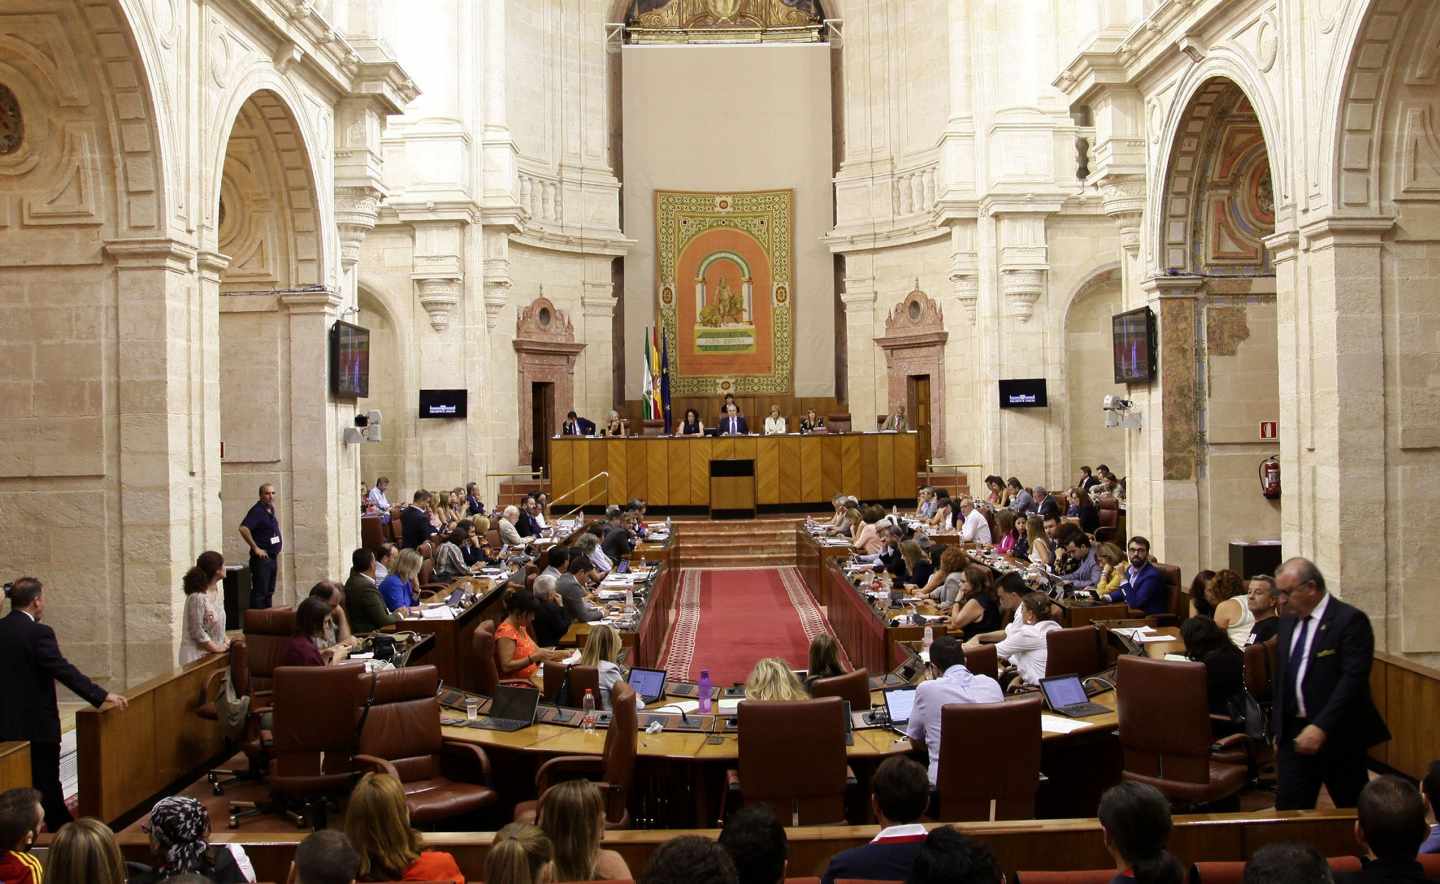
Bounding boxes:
104 238 198 273
1000 269 1046 323
335 185 384 267
413 276 462 332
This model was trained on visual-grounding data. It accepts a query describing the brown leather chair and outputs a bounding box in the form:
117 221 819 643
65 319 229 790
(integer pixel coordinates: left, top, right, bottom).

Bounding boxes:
964 644 999 681
826 413 852 434
514 682 638 827
353 665 497 826
244 608 297 694
541 664 600 707
1146 563 1184 627
199 640 267 794
936 695 1042 821
1115 655 1247 807
229 662 366 829
1012 872 1114 884
731 697 850 825
809 669 870 710
472 620 536 695
1044 627 1103 678
1095 497 1119 529
1214 637 1279 776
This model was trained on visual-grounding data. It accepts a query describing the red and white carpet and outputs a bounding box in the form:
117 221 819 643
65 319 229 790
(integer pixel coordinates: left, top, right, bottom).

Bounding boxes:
659 567 848 685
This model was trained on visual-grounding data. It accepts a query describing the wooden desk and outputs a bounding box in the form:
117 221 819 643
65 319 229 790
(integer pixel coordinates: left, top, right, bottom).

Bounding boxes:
549 432 921 507
0 742 31 794
401 579 508 694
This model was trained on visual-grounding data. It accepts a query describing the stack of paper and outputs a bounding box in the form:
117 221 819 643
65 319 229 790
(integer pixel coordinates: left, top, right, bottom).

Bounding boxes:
1041 714 1091 734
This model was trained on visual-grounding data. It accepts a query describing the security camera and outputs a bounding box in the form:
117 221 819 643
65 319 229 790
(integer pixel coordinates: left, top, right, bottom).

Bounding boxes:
354 413 370 428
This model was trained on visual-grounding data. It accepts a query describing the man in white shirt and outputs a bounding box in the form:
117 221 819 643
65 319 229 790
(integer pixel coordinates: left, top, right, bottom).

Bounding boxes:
905 636 1003 783
957 497 992 544
366 477 391 519
992 593 1062 686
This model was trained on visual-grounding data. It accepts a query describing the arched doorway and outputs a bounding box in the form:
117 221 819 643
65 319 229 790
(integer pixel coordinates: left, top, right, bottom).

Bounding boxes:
1062 268 1125 482
357 284 411 493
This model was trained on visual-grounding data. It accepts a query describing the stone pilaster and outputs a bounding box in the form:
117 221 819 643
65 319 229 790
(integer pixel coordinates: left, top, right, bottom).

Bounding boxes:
947 222 979 324
196 250 230 558
840 277 879 429
482 227 513 330
579 259 618 418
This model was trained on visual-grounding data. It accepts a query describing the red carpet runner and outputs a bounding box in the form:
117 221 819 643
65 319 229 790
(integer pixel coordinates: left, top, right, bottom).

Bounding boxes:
659 567 847 686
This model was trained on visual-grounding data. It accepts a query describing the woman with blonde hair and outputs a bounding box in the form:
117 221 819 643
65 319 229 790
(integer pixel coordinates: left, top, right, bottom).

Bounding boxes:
1024 515 1052 567
578 623 627 709
1094 543 1125 598
899 540 933 589
743 657 808 702
485 823 553 884
345 772 465 882
537 780 631 882
45 818 127 884
379 548 422 612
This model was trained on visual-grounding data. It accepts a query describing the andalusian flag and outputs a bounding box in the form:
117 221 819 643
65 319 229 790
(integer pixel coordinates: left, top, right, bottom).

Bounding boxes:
647 327 663 420
641 328 656 421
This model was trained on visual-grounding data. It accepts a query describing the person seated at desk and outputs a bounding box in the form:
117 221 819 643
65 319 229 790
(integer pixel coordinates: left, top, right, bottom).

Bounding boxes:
963 572 1029 645
718 403 748 435
1006 478 1032 514
128 796 253 884
899 540 933 589
601 508 635 564
532 549 573 648
400 490 438 550
580 624 629 710
279 597 353 667
1181 615 1244 719
925 490 954 530
905 637 1003 784
993 510 1018 557
947 565 1002 641
499 505 526 549
309 580 355 651
679 407 704 436
821 494 849 533
881 404 908 431
983 475 1009 507
561 410 584 436
572 532 612 578
1069 486 1100 534
346 772 465 884
432 525 471 583
557 551 605 623
991 593 1061 688
1100 535 1170 616
1098 782 1195 884
380 548 422 612
460 519 495 567
1204 569 1254 649
744 657 808 701
485 823 550 884
538 780 632 883
799 409 826 434
465 481 486 516
601 410 627 437
518 495 542 538
921 546 969 604
802 634 846 694
852 505 886 555
1245 574 1281 646
763 404 787 435
957 497 991 544
345 548 406 634
365 476 392 521
432 492 458 534
1058 533 1103 590
497 588 570 686
822 756 932 884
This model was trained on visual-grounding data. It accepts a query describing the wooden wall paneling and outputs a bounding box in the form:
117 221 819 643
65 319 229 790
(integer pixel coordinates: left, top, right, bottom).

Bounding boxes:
690 438 714 503
645 440 670 506
549 440 572 497
1377 656 1440 780
627 440 649 503
778 437 802 503
732 436 758 462
841 435 863 497
0 743 31 794
877 436 896 499
895 433 917 496
1369 663 1389 768
569 442 590 502
756 438 780 504
820 436 843 500
713 437 736 460
859 435 880 500
668 440 692 505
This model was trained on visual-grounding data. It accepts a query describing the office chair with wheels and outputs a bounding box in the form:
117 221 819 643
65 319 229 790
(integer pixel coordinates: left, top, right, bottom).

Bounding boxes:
728 696 852 826
514 682 638 827
1044 627 1103 678
935 696 1042 821
196 640 266 795
809 668 870 710
472 621 542 695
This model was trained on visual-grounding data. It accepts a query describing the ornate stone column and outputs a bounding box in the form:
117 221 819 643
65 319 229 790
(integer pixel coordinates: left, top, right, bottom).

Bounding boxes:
840 276 879 430
482 227 512 330
578 259 618 418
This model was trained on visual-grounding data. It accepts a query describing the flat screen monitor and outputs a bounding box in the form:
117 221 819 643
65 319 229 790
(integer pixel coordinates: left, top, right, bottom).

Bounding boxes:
329 320 369 400
419 389 467 420
998 378 1048 409
1112 306 1157 384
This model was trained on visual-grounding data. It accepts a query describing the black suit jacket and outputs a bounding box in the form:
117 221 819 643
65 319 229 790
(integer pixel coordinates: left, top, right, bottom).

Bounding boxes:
822 841 924 884
517 512 541 538
720 415 748 435
1337 858 1430 884
1270 595 1390 749
0 610 109 742
400 506 437 550
1034 495 1061 520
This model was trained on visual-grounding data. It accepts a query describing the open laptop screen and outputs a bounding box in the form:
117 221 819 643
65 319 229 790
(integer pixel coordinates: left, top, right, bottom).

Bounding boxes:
490 685 540 722
1039 674 1088 710
883 687 917 725
626 667 667 702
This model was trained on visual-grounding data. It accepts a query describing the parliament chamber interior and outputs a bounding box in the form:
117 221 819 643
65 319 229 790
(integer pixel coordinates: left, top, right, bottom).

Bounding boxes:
2 0 1440 883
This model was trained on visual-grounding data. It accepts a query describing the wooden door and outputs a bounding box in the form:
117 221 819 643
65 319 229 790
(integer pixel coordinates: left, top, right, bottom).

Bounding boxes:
907 374 932 469
532 382 555 475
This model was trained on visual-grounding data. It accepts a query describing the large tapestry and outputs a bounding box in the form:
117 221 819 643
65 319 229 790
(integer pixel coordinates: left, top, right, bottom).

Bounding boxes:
655 189 794 396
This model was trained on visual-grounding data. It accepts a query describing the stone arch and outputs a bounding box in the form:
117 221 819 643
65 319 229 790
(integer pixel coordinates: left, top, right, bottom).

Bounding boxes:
358 281 412 493
1058 266 1125 483
1154 75 1278 276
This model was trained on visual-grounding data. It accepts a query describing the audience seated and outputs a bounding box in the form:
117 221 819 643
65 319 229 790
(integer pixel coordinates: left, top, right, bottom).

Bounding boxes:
923 546 969 604
1204 570 1253 648
278 597 352 667
680 407 705 436
294 829 362 884
719 804 788 884
1102 536 1169 616
496 588 569 687
309 581 356 652
1059 534 1102 590
500 505 527 548
994 509 1018 556
485 823 553 884
44 817 127 884
1243 842 1334 884
581 623 628 709
381 549 423 612
1187 569 1218 619
346 548 405 634
899 540 934 589
130 795 253 883
1340 776 1431 883
642 836 738 884
538 779 632 882
1424 762 1440 854
745 657 809 701
0 788 43 884
764 404 788 435
992 592 1062 687
907 636 1003 784
518 496 543 538
906 827 1002 884
822 756 930 884
1180 616 1245 719
433 526 471 582
401 490 438 550
1094 543 1125 599
1006 478 1032 514
1097 782 1192 884
948 565 1002 640
800 409 825 433
345 772 465 883
557 551 605 623
1245 574 1281 646
803 634 846 693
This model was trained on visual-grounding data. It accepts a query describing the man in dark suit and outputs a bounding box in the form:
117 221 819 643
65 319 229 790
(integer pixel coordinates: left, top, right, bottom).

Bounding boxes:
0 578 127 829
1032 486 1061 521
516 495 541 538
1271 557 1390 810
1338 776 1431 883
400 490 437 550
822 756 930 884
719 403 748 436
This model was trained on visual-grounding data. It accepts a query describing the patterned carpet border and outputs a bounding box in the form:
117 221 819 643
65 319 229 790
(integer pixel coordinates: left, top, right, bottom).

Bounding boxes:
659 568 704 681
777 566 852 670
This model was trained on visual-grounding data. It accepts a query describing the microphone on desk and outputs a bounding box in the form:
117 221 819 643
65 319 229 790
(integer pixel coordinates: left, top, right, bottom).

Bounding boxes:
651 704 692 726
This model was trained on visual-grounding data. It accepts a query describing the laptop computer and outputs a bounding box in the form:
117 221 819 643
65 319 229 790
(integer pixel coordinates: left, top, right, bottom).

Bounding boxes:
626 667 668 704
882 686 918 736
1039 674 1112 718
471 685 541 732
445 586 468 606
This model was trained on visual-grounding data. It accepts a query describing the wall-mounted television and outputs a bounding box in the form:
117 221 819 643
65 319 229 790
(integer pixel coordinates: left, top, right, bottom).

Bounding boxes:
329 320 369 400
998 378 1048 409
419 389 468 420
1112 306 1157 384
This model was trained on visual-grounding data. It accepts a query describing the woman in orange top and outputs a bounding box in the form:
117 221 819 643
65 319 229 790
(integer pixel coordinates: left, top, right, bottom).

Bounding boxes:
495 588 569 685
345 772 465 883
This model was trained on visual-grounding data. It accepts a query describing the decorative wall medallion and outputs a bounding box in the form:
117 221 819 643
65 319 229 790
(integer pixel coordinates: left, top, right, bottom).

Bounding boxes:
0 85 23 155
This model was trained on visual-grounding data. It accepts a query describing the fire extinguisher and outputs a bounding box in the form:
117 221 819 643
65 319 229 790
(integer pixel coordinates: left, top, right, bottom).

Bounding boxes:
1259 455 1281 500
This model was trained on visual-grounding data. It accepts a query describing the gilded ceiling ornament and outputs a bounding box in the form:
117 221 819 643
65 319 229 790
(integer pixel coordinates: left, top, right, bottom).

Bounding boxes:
629 0 821 34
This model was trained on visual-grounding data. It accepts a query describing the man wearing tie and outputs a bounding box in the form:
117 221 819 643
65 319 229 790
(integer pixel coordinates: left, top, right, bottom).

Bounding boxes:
884 405 908 431
1270 557 1389 810
721 403 748 435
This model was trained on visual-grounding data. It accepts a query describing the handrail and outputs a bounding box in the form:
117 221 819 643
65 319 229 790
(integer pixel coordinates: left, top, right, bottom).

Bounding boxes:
925 461 982 471
488 470 543 480
560 485 612 523
547 470 609 519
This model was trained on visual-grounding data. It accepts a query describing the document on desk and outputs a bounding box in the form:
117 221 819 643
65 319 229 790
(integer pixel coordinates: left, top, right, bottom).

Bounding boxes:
1112 626 1174 643
419 605 456 620
1041 714 1091 734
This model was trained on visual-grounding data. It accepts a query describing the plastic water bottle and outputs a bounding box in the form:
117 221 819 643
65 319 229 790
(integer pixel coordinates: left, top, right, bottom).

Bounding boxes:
697 669 712 715
582 690 597 735
923 625 934 651
625 583 635 610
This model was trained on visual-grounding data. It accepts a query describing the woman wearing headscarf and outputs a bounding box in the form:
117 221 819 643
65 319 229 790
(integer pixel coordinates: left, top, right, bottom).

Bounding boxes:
129 796 254 883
